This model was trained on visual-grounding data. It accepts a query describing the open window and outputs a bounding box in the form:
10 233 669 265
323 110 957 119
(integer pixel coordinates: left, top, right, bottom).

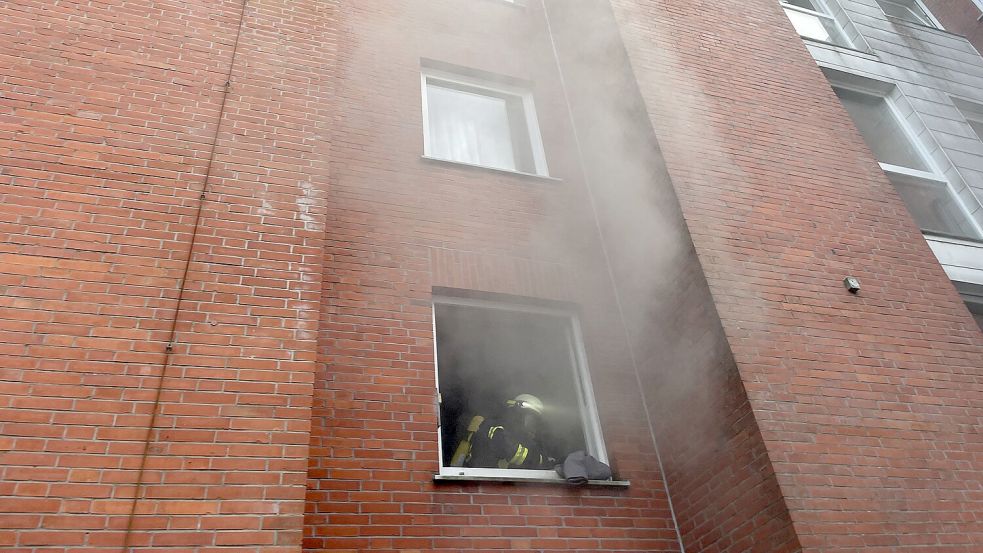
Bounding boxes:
433 294 606 480
955 282 983 333
952 98 983 143
873 0 941 28
830 82 980 239
421 66 549 176
780 0 852 47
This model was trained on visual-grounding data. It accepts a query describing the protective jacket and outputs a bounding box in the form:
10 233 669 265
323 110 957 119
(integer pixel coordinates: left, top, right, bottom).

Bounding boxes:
450 414 552 469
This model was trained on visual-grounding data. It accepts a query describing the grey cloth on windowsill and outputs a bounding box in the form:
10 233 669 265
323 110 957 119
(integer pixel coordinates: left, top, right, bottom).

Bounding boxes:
554 450 612 484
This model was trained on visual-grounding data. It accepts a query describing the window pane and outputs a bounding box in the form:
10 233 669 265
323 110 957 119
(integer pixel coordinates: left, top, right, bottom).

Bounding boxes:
888 173 978 238
875 0 935 27
783 7 849 45
784 0 823 11
834 87 930 172
968 119 983 142
434 302 595 470
955 283 983 332
967 300 983 333
427 82 517 171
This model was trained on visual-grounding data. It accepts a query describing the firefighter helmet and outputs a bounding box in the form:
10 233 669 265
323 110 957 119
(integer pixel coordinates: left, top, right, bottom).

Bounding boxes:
506 393 544 415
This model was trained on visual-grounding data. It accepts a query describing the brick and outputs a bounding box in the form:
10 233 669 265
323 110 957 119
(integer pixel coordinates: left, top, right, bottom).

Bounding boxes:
0 0 332 548
4 0 983 552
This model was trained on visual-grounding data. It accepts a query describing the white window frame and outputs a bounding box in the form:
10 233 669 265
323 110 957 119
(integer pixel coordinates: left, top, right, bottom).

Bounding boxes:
968 115 983 142
952 99 983 142
780 0 854 48
965 295 983 332
833 82 942 180
831 81 982 239
954 281 983 332
421 68 550 176
972 0 983 17
432 294 608 481
874 0 944 28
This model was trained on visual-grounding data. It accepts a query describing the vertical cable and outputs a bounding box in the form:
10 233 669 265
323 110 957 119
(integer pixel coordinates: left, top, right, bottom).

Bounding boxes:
540 1 686 550
120 0 249 550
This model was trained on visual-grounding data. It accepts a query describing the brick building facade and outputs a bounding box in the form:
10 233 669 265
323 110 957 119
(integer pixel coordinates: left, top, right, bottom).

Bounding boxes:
1 0 981 552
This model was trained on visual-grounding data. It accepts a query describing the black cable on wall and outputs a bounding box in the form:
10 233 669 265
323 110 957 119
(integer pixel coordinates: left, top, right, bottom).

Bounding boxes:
121 0 249 549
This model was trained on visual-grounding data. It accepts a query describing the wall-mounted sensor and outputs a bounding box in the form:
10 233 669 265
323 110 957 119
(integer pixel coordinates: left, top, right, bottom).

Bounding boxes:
843 276 860 294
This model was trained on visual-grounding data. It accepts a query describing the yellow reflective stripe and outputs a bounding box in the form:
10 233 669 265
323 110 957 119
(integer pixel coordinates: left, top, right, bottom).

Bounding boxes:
487 425 504 439
508 444 528 466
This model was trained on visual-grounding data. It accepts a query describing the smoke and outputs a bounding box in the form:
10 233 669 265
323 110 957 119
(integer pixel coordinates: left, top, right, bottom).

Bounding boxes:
531 1 770 549
535 0 742 455
310 0 766 550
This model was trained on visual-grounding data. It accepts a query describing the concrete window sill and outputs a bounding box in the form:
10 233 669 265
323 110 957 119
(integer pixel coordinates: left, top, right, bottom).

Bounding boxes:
486 0 526 7
433 474 630 488
801 37 878 59
421 155 562 183
922 230 983 245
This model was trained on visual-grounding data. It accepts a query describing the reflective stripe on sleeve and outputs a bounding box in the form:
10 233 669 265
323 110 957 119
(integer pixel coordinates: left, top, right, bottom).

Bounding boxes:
508 444 529 466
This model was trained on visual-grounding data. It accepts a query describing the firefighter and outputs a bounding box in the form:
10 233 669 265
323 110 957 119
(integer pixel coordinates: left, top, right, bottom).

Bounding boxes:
450 394 555 469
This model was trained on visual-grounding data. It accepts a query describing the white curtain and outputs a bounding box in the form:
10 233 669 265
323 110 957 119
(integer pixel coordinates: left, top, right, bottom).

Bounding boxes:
428 83 516 171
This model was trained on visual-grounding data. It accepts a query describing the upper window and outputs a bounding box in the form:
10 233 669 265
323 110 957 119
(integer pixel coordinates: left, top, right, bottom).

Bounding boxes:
967 298 983 333
968 118 983 142
780 0 852 47
433 294 607 480
874 0 940 28
835 87 929 171
421 68 548 176
953 100 983 143
955 282 983 333
832 86 980 239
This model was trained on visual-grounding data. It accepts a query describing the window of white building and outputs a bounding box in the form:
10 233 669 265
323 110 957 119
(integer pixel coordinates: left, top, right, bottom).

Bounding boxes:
780 0 852 47
970 119 983 141
967 118 983 141
432 294 607 480
874 0 941 28
955 282 983 333
422 68 548 176
967 298 983 332
833 86 979 239
954 101 983 142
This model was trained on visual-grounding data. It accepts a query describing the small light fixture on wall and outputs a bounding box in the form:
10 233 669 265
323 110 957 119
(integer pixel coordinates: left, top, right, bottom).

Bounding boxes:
843 276 861 294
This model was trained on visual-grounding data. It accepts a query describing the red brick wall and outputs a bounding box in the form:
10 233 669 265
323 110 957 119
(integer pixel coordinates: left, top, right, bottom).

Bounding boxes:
6 0 983 550
303 1 685 550
921 0 983 53
608 0 983 550
0 0 335 549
